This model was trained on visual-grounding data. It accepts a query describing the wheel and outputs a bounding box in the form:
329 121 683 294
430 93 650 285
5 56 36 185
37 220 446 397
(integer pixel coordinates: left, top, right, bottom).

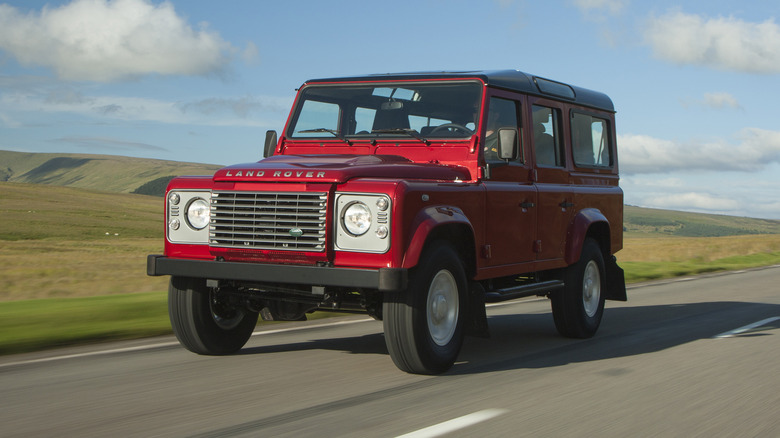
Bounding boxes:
168 276 258 355
551 238 606 338
429 123 473 136
383 242 467 374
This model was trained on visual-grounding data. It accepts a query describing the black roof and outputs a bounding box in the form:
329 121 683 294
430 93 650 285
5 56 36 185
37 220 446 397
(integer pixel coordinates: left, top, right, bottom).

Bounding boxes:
305 70 615 113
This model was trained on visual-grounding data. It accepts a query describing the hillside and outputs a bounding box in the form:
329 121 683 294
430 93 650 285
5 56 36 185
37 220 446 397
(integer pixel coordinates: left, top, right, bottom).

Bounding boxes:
0 150 221 196
624 205 780 237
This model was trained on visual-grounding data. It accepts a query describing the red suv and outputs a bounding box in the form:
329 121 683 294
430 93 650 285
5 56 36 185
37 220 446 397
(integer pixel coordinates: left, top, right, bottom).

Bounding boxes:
148 70 626 374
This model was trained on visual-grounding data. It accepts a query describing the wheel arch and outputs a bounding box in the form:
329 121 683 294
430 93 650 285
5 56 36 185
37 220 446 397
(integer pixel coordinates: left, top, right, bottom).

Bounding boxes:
565 208 626 302
402 206 476 278
565 208 611 266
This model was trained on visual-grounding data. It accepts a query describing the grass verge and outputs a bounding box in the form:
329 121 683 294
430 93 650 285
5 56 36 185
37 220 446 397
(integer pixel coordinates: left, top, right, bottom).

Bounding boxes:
0 292 169 355
3 251 779 356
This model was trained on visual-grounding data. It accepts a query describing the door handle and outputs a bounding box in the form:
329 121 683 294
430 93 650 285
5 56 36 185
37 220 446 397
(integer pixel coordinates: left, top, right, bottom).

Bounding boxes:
520 201 535 208
559 201 574 209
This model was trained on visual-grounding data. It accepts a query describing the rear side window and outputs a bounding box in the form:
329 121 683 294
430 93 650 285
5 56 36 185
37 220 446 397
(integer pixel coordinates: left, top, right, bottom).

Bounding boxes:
571 113 612 168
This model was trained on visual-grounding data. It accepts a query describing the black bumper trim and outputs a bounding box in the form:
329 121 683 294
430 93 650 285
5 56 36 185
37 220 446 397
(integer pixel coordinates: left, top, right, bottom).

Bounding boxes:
147 255 407 292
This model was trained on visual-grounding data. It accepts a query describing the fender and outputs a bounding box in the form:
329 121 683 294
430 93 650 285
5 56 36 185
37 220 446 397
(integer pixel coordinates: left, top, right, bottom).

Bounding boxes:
564 208 610 266
402 205 475 269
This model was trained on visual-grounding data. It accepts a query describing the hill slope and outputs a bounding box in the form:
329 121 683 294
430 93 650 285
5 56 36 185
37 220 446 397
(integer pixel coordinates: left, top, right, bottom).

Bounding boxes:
0 150 221 196
624 205 780 237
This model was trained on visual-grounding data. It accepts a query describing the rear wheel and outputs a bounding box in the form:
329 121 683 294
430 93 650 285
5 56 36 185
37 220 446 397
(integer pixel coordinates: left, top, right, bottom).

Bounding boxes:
383 242 467 374
168 276 258 355
551 238 606 338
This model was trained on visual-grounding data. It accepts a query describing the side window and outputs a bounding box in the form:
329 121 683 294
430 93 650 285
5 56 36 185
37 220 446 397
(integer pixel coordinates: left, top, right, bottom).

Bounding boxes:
532 105 563 167
572 113 612 167
485 97 519 162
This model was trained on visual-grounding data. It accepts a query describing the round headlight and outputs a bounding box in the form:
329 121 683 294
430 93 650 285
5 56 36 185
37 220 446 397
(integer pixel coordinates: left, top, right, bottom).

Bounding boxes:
186 198 210 230
342 202 371 236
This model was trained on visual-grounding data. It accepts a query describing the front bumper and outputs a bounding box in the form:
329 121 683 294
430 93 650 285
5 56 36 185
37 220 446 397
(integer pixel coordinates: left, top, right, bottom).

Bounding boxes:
147 255 408 292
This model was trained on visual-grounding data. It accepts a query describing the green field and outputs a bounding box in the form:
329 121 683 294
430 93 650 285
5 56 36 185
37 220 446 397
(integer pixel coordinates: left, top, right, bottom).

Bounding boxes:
2 173 780 355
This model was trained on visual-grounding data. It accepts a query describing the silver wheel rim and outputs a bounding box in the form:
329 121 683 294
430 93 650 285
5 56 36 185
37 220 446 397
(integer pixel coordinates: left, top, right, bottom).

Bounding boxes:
210 292 244 330
427 269 459 346
582 260 601 318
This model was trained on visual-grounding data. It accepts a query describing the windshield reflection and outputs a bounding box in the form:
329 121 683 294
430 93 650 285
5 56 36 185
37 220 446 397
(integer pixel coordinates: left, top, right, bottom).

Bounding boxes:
289 82 482 141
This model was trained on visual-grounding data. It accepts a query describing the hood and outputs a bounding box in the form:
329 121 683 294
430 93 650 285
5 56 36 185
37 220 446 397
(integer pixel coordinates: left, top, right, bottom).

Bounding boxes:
213 155 471 183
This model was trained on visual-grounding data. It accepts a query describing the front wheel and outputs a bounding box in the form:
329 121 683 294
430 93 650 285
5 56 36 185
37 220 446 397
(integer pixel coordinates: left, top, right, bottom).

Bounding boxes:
383 242 467 374
551 238 606 338
168 276 258 355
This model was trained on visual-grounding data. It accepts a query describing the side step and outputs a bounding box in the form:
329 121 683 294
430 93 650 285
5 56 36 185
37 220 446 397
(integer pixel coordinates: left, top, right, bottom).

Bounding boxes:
484 280 564 303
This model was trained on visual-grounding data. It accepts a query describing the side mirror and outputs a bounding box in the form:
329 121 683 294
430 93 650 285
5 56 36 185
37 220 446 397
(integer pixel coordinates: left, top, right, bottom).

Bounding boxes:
497 128 518 161
264 130 278 158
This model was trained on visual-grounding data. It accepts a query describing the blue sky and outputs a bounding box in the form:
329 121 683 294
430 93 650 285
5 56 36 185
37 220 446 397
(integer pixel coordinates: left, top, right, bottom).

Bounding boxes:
1 0 779 219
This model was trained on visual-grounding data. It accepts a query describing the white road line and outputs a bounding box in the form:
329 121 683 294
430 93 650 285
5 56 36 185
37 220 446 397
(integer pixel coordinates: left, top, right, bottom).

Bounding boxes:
395 409 509 438
713 316 780 338
250 317 373 337
0 318 374 369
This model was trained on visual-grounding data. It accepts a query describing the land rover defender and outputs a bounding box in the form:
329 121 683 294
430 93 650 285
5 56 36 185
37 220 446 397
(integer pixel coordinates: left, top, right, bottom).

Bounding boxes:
147 70 626 374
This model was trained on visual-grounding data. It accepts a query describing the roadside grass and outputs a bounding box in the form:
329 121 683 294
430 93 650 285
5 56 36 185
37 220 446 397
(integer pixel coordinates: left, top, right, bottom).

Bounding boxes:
0 292 169 355
2 235 779 355
0 292 351 355
618 234 780 282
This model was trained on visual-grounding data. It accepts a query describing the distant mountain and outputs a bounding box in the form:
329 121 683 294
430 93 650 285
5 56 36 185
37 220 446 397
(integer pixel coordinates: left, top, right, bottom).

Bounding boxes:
624 205 780 237
0 150 221 196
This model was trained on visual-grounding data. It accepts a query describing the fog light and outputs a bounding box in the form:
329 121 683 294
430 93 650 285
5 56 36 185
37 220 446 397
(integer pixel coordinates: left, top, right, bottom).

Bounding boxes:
376 225 388 239
169 218 180 230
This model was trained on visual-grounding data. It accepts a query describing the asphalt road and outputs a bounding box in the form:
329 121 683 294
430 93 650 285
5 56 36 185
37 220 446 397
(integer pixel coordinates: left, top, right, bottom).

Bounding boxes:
3 266 780 437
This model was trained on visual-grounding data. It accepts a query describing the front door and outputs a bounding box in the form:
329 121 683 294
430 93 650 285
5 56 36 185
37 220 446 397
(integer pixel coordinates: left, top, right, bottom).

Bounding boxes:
481 94 537 273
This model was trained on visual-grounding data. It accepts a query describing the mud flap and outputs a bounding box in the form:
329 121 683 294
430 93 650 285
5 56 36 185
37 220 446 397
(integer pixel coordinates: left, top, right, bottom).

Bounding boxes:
465 281 490 338
604 256 627 301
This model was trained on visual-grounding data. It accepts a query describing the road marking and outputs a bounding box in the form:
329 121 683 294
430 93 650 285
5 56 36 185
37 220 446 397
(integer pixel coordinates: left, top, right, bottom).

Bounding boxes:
395 409 508 438
713 317 780 338
0 318 374 369
250 317 372 337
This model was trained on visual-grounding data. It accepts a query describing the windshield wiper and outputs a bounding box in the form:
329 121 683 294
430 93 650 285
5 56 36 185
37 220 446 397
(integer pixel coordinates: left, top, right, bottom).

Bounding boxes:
372 128 431 146
298 128 353 145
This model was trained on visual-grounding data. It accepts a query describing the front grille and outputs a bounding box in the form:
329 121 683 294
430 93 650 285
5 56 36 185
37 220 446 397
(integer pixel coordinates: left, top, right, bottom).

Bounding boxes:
210 191 327 251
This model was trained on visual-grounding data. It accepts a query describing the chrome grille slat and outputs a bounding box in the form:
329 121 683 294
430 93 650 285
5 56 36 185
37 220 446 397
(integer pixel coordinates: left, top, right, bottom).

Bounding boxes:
209 191 327 251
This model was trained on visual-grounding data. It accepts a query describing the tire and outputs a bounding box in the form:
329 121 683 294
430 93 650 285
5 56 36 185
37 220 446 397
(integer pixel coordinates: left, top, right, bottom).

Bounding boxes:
168 276 258 355
551 238 606 338
383 242 467 374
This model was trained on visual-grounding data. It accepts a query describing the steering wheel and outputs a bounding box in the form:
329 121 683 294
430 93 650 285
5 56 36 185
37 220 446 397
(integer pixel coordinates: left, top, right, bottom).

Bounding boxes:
429 123 474 136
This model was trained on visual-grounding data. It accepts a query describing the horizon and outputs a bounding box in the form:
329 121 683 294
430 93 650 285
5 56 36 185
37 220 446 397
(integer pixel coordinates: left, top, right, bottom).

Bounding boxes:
3 148 779 224
1 1 779 219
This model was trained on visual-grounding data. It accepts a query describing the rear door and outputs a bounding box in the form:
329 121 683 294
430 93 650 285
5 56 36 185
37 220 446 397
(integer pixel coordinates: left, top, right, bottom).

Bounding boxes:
528 97 572 264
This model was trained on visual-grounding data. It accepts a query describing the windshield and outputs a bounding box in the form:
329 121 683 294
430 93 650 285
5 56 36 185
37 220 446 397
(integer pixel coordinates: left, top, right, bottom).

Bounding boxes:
288 81 483 141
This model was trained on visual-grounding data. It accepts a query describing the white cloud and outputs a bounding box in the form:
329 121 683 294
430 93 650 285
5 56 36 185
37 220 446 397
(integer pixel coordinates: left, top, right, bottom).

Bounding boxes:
702 92 741 110
571 0 627 15
619 128 780 174
0 0 248 82
0 86 293 128
50 136 168 152
642 192 740 213
644 11 780 74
